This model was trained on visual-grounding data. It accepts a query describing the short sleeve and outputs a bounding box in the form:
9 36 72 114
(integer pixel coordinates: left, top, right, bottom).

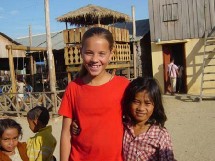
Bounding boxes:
159 130 176 161
58 85 73 118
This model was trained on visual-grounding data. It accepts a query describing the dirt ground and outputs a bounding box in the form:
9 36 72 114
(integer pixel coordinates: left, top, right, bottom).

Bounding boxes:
163 95 215 161
3 94 215 161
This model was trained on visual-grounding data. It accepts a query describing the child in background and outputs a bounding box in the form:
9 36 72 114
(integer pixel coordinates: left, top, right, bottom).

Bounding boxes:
16 76 25 109
26 106 56 161
122 77 176 161
24 78 33 101
0 118 28 161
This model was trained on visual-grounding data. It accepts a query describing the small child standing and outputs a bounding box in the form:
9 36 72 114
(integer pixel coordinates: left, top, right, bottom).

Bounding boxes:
0 118 28 161
26 106 56 161
122 77 176 161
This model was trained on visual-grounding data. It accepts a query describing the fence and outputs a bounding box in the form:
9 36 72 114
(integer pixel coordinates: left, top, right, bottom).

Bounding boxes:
0 87 64 116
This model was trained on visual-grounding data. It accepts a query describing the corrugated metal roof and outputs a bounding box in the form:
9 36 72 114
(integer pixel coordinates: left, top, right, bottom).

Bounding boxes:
114 19 150 40
16 31 65 50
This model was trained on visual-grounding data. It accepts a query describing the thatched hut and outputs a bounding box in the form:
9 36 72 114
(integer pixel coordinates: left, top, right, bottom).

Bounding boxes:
56 4 134 80
56 4 131 27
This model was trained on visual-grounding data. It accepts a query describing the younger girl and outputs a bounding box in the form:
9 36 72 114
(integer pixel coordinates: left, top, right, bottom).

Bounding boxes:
122 77 176 161
0 118 28 161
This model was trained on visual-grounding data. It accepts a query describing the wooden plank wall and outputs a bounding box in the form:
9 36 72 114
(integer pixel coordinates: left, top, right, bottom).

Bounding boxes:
197 0 205 37
160 0 168 40
148 0 215 42
174 0 182 39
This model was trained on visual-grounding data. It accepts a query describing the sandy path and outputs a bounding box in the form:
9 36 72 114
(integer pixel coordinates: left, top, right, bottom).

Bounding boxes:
164 95 215 161
2 95 215 161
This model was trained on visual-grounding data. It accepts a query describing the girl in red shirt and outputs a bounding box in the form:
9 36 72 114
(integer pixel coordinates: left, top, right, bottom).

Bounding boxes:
58 27 129 161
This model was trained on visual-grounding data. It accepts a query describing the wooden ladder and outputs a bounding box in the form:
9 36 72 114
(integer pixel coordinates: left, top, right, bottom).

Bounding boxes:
200 31 215 101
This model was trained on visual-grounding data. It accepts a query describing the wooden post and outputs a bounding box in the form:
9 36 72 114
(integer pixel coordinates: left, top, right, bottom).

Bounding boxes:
136 41 142 76
132 5 137 78
8 46 17 93
68 72 72 83
29 25 34 87
66 22 68 30
6 45 46 51
44 0 57 110
29 25 32 46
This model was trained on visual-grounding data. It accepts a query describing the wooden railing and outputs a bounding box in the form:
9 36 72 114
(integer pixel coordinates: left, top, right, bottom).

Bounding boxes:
0 85 12 93
0 90 64 116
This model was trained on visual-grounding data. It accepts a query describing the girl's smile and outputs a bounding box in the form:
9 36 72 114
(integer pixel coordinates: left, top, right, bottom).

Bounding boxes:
81 36 112 77
87 64 101 72
130 90 154 124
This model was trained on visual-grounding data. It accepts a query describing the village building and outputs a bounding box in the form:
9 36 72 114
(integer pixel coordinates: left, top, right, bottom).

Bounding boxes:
16 32 68 90
0 32 25 83
16 19 150 79
0 4 150 116
148 0 215 99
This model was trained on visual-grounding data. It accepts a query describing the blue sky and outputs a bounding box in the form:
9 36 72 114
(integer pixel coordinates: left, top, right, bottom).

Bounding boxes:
0 0 148 39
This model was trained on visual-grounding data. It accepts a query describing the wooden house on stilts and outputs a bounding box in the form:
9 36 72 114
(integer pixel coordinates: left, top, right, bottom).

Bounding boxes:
0 33 64 116
56 4 134 81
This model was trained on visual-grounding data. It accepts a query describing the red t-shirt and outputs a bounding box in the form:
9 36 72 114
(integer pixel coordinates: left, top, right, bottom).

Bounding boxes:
58 76 129 161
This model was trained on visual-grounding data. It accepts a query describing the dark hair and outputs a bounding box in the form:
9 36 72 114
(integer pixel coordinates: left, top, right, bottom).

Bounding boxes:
81 27 114 50
78 27 114 78
170 57 175 62
122 77 167 127
27 106 50 126
17 75 23 82
0 119 23 138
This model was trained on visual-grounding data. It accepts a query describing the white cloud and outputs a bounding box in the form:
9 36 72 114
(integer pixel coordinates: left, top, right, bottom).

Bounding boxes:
10 10 19 15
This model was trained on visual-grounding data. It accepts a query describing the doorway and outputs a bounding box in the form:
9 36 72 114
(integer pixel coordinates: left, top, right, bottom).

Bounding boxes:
163 43 187 94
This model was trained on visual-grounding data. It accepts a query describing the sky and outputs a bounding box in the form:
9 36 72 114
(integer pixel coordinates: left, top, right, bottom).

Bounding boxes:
0 0 148 39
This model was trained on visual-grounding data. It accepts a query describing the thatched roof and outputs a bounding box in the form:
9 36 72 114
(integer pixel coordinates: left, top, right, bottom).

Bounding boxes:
56 4 131 26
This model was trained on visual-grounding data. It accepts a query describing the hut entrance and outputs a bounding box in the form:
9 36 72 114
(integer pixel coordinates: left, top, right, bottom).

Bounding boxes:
163 43 187 94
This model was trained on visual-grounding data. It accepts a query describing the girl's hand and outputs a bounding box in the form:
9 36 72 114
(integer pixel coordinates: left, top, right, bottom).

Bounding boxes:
72 120 81 135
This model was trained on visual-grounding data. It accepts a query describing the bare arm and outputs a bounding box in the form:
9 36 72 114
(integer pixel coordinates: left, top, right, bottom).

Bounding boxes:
176 69 179 77
60 116 72 161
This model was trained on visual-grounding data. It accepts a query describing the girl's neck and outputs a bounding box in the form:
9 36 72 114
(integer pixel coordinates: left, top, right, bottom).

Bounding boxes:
83 71 113 86
133 122 150 136
1 149 15 156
